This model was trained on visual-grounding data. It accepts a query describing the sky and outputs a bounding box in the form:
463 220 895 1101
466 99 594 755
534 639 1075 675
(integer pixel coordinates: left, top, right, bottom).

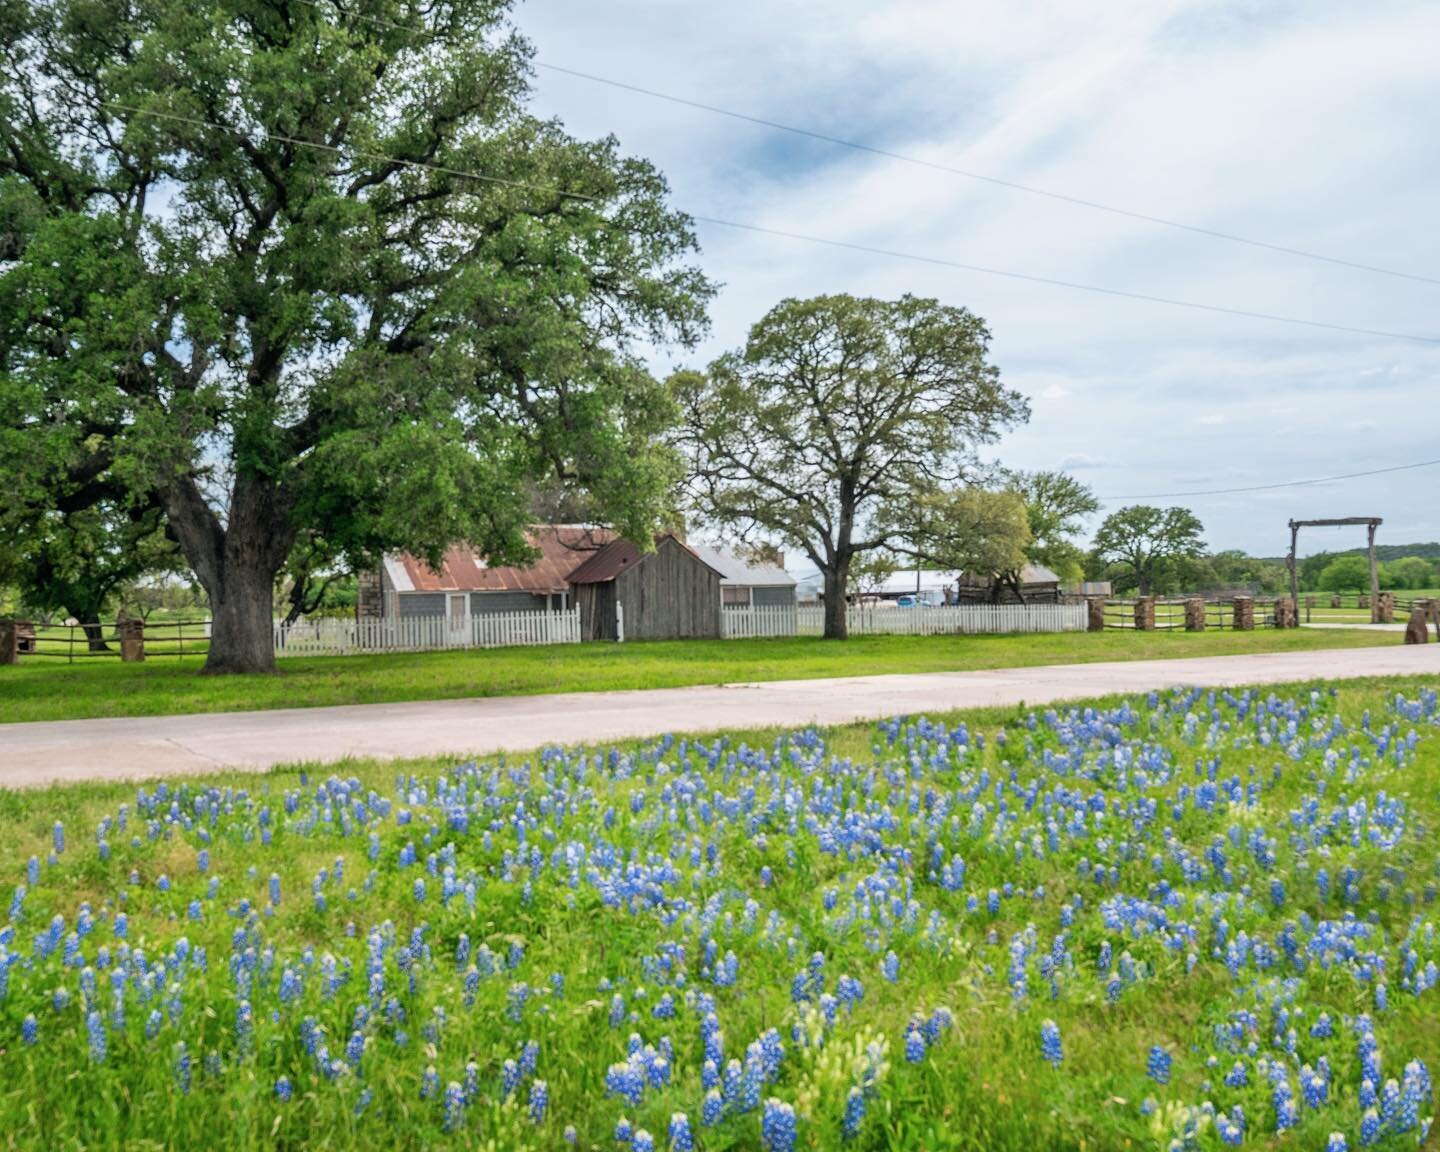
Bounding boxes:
515 0 1440 558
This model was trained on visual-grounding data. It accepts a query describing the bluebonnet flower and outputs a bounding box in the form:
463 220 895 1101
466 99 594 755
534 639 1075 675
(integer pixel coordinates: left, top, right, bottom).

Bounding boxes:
1040 1020 1063 1067
528 1079 548 1123
175 1042 191 1094
275 1076 293 1102
444 1080 465 1130
86 1010 105 1063
615 1117 634 1143
702 1088 725 1126
1147 1046 1171 1085
761 1098 797 1152
842 1087 866 1139
632 1130 655 1152
421 1065 438 1099
53 822 64 855
1326 1134 1348 1152
564 1125 577 1145
668 1111 693 1151
21 1015 37 1046
881 952 899 983
904 1028 926 1063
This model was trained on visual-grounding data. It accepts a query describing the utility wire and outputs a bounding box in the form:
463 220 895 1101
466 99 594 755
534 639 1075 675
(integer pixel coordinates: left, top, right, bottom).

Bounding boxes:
100 102 1440 346
1098 458 1440 501
287 0 1440 288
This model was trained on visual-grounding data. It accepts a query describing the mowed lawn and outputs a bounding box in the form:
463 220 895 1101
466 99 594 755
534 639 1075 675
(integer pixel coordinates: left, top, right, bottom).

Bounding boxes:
0 676 1436 1149
0 626 1405 724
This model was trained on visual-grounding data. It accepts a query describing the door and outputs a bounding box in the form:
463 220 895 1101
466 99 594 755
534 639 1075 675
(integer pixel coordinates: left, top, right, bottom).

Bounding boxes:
447 594 469 646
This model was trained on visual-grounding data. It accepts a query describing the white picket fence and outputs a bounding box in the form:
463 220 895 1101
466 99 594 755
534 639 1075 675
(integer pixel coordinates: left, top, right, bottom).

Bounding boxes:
723 602 1087 639
273 609 581 657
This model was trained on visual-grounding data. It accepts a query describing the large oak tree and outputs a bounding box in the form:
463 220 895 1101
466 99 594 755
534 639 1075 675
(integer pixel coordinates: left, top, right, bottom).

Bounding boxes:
0 0 711 671
675 294 1028 638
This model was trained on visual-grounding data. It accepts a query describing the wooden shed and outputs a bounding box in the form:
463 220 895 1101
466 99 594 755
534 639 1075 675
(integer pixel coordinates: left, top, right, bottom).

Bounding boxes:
568 535 724 642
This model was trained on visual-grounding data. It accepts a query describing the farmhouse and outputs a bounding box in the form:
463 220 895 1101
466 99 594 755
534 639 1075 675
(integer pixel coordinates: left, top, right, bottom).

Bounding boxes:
957 563 1064 604
357 525 614 624
568 534 725 641
688 544 797 608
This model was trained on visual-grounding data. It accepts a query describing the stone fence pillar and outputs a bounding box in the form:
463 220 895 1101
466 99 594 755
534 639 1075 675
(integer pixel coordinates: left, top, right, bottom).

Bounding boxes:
119 618 145 663
1375 592 1394 624
0 620 17 665
1086 597 1106 633
1232 596 1254 631
1273 599 1297 628
1134 596 1156 631
1330 595 1342 609
1184 597 1206 631
1405 602 1430 644
1357 594 1371 610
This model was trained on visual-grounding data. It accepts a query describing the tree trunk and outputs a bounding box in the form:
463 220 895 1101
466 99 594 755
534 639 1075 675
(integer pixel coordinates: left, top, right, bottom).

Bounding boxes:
822 565 849 640
163 473 291 675
204 560 279 674
80 619 111 653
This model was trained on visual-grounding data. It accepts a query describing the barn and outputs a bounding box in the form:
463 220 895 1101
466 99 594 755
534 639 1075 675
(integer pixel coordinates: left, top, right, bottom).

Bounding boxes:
568 535 725 642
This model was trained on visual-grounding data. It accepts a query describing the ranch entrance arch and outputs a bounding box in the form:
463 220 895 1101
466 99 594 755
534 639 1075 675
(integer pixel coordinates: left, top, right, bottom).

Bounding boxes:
1287 517 1382 623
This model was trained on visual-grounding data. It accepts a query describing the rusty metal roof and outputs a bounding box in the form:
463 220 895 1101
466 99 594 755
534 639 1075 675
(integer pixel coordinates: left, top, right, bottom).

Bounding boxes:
395 526 616 594
567 534 726 585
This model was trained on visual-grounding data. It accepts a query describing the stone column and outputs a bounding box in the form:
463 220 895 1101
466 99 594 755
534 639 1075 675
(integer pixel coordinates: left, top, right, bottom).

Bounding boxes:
0 620 17 665
1086 597 1106 632
1273 599 1297 628
119 618 145 663
1375 592 1394 624
1184 597 1206 631
1330 595 1342 609
1358 594 1370 610
1232 596 1254 631
1405 605 1430 644
1134 596 1156 631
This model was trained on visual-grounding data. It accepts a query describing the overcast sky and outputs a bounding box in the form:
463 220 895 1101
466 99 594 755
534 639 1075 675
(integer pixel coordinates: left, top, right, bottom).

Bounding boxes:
516 0 1440 557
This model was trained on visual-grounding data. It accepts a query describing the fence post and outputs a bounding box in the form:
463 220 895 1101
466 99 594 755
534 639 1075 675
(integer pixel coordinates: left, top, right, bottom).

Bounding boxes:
1086 597 1106 632
119 618 146 662
1133 596 1156 631
0 620 17 665
1304 595 1315 623
1184 597 1206 631
616 601 625 644
1232 596 1254 631
1375 592 1394 624
1273 599 1296 628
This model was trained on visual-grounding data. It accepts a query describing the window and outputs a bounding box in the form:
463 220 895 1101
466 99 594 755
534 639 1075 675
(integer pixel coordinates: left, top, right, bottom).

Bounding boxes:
722 586 752 607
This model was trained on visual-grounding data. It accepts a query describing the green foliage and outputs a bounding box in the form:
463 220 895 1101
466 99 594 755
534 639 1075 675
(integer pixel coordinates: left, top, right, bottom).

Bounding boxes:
1090 505 1206 595
893 487 1031 578
1317 554 1376 593
1004 470 1099 582
0 0 711 671
1201 549 1287 594
675 293 1028 636
1383 555 1435 590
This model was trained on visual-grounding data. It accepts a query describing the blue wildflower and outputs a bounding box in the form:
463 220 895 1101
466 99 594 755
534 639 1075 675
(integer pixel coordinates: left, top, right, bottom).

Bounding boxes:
761 1098 797 1152
1147 1046 1171 1085
668 1111 694 1151
1040 1019 1063 1067
275 1076 293 1102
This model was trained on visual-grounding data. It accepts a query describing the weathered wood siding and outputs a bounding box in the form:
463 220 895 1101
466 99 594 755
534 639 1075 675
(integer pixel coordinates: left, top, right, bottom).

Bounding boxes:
575 581 618 641
612 537 722 641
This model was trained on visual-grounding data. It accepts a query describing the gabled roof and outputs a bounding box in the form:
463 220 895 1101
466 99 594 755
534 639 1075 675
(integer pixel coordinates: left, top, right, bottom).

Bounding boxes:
568 534 727 585
688 543 796 587
388 526 616 595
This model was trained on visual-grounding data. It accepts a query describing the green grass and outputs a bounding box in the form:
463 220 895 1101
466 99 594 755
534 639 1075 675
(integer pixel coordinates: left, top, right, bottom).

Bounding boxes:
0 626 1405 725
0 674 1437 1149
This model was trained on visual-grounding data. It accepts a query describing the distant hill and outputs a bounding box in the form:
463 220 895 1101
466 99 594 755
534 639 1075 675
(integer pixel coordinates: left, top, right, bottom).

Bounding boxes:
1260 542 1440 564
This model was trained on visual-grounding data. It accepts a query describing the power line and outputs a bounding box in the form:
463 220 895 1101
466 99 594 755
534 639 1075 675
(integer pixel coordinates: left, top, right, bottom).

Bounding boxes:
1098 458 1440 501
100 103 1440 346
288 1 1440 288
533 63 1440 290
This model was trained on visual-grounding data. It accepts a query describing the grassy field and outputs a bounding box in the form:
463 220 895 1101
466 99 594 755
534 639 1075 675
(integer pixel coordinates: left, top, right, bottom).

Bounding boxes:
0 626 1405 725
0 674 1436 1149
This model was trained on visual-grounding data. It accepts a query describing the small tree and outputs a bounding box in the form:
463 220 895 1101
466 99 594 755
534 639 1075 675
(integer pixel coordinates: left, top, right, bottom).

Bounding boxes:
1385 556 1435 590
890 488 1030 599
1317 555 1375 593
676 294 1028 638
1004 470 1099 586
1091 505 1205 596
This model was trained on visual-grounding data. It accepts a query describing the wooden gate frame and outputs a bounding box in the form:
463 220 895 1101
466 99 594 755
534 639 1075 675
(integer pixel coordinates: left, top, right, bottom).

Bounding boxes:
1287 517 1382 623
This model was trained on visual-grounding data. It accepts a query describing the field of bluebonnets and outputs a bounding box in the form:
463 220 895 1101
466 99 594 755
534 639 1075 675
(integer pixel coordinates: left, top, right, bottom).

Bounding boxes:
2 679 1438 1150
